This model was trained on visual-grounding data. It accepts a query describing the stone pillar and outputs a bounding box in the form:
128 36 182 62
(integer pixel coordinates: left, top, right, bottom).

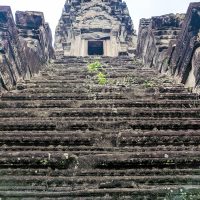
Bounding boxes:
69 29 81 56
103 41 107 56
104 38 118 57
81 39 88 57
111 31 119 57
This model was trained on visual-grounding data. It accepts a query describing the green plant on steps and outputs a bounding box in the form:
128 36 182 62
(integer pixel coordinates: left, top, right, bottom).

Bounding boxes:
40 159 48 166
87 61 102 73
164 188 200 200
143 80 156 88
86 61 108 86
97 72 107 85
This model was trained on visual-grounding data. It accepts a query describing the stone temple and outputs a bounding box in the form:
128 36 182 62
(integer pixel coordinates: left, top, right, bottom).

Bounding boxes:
54 0 136 57
1 1 200 199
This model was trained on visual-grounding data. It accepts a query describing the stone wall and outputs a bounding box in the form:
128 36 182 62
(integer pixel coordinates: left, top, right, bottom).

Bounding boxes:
136 14 185 72
0 6 54 93
170 2 200 88
137 2 200 91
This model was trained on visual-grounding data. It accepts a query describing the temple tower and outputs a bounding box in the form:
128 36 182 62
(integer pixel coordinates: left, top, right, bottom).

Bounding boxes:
54 0 136 57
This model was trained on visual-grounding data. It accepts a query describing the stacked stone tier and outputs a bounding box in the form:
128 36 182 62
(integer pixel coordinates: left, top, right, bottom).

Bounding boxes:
0 57 200 199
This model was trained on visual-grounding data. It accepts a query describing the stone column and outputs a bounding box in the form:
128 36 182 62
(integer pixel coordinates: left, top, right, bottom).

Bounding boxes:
110 31 119 57
80 39 88 57
103 40 107 56
70 29 81 56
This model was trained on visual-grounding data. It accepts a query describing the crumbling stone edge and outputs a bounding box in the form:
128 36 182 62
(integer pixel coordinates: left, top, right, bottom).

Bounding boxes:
136 2 200 93
0 6 54 94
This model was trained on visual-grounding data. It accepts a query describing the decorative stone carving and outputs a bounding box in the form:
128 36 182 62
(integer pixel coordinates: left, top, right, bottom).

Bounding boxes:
55 0 136 58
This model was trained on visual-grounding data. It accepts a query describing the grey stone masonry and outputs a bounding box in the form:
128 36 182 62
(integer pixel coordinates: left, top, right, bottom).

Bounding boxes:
54 0 136 58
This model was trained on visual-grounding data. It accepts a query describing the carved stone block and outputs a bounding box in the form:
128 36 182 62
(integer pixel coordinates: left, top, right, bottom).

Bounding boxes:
55 0 136 57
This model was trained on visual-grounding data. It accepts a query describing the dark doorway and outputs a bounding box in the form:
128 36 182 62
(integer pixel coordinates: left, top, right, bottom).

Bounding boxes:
88 41 104 55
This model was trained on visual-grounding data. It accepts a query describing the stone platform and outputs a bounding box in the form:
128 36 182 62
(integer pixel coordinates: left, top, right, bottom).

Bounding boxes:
0 57 200 199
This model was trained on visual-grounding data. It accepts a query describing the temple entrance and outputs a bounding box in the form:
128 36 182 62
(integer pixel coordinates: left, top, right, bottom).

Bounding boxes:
88 41 104 55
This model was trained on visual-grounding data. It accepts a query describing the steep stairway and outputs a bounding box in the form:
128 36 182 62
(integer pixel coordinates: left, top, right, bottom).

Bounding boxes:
0 57 200 199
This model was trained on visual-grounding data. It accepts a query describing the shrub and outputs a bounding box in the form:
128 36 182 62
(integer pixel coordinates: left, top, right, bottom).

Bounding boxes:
97 72 107 85
87 61 102 73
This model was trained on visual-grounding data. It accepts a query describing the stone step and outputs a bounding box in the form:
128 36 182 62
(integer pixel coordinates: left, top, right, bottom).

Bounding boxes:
26 75 158 83
0 119 199 131
0 100 198 109
2 92 198 101
1 168 200 177
0 150 199 165
1 129 200 136
24 80 86 84
0 175 200 191
37 108 200 119
44 66 139 71
18 83 87 89
15 87 135 94
1 187 199 199
16 83 175 91
0 129 199 146
118 132 200 146
158 86 185 93
128 119 200 130
44 68 154 74
49 66 132 71
2 146 200 154
35 75 87 80
0 151 200 172
44 71 138 76
15 86 186 94
157 93 199 100
0 108 200 119
1 93 126 101
54 58 134 63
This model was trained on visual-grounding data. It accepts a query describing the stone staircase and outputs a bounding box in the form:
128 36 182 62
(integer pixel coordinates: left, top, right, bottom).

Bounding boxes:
154 28 181 53
0 57 200 199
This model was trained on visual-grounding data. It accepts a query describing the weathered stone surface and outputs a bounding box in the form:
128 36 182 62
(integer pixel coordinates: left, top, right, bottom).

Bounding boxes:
55 0 136 57
1 1 200 198
0 7 54 93
0 6 27 92
136 14 185 72
16 11 54 75
137 2 200 91
16 11 45 29
169 3 200 89
136 18 151 60
0 56 200 198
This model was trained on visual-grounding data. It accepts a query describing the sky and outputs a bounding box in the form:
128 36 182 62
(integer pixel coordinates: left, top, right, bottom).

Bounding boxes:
1 0 200 40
